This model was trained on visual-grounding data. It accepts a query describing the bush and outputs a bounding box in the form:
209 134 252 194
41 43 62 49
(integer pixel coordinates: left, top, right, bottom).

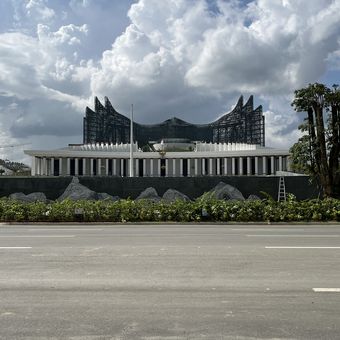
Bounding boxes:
0 197 339 223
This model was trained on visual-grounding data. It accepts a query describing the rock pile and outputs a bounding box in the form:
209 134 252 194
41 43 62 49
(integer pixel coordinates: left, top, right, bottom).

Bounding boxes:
57 177 119 201
162 188 190 202
208 182 245 200
135 187 161 202
9 192 48 203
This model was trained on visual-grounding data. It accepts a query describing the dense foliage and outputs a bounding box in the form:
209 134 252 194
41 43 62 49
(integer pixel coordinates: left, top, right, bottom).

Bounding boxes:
290 83 340 198
0 197 339 223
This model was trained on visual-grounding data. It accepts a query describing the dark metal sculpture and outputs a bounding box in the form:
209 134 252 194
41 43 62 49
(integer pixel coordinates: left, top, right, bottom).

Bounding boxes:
83 95 265 147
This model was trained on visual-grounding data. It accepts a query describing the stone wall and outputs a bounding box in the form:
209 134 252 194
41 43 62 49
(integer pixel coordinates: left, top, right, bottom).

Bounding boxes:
0 175 319 200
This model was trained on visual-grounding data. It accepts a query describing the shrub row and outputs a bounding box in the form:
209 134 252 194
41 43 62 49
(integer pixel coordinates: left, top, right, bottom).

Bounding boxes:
0 197 339 222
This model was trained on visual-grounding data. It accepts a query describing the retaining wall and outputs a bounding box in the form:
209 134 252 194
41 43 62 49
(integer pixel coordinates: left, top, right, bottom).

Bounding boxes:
0 176 319 200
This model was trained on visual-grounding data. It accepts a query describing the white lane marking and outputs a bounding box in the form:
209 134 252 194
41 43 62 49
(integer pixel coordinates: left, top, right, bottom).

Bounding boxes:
266 246 340 249
0 247 32 249
119 233 244 236
313 288 340 292
232 228 305 231
0 235 75 238
248 235 339 237
28 228 103 231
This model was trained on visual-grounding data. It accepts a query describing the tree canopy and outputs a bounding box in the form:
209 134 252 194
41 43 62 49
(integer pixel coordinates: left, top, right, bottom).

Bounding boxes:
290 83 340 198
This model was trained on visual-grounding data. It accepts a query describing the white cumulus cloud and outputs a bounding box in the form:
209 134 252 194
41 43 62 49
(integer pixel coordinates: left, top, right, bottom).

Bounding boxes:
0 0 339 162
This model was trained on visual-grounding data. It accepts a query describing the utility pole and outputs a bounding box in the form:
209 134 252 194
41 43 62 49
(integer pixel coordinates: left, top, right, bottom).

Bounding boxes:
129 104 134 177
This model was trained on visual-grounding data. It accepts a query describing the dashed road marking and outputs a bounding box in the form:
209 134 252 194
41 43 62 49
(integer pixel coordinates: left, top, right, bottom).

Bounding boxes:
232 228 306 232
248 235 339 237
28 228 103 231
313 288 340 292
266 246 340 249
0 247 32 249
0 235 75 238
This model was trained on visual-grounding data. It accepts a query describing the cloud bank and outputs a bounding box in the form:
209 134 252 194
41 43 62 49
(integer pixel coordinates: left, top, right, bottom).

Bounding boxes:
0 0 339 161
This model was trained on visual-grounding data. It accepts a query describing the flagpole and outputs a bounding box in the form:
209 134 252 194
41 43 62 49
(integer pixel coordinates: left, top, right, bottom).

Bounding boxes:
129 104 134 177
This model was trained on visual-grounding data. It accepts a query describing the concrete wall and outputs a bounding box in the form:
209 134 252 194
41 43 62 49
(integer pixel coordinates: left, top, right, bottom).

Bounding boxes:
0 176 319 201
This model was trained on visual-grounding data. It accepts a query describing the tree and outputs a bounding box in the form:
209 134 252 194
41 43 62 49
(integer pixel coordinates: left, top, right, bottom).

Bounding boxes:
290 83 340 198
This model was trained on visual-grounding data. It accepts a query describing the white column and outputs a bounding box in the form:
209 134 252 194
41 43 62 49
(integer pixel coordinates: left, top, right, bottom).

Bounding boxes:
209 158 213 175
172 159 176 176
50 157 54 176
59 158 63 176
39 158 43 175
43 158 46 175
202 159 206 175
135 159 139 177
279 156 283 171
143 159 146 176
232 157 236 175
90 158 94 176
187 159 191 177
271 156 275 175
224 158 228 175
216 158 220 175
66 158 71 176
165 159 169 177
35 158 39 175
82 158 86 176
42 157 46 176
31 157 36 176
255 157 259 175
150 159 154 177
231 157 236 175
120 159 124 177
247 157 251 175
262 156 267 175
38 158 42 175
157 159 161 177
97 158 101 176
180 159 183 177
75 158 79 176
45 158 48 175
113 159 117 176
38 157 42 176
126 159 130 177
194 158 198 176
239 157 243 175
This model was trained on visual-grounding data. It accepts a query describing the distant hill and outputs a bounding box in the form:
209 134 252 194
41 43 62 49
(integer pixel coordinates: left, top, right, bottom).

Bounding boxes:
0 159 31 175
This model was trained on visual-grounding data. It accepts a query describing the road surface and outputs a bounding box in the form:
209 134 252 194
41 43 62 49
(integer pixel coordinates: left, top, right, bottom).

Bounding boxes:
0 223 340 339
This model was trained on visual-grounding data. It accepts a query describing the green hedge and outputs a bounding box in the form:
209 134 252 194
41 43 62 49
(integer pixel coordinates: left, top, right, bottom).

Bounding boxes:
0 196 339 222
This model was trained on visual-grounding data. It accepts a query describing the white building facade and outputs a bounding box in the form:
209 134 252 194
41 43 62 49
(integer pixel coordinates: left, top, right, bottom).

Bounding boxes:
25 142 291 177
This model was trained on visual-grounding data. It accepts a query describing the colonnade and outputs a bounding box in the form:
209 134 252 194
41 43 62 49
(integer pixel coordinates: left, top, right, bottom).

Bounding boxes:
31 155 290 177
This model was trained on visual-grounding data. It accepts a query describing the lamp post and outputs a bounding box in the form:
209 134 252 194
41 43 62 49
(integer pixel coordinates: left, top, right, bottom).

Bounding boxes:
129 104 134 177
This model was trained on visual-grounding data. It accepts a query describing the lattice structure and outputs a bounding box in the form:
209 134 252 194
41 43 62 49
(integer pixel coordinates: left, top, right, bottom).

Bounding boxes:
83 95 265 147
211 96 265 146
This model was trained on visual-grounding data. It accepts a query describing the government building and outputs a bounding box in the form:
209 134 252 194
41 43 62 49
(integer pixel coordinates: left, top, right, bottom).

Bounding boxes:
25 96 290 177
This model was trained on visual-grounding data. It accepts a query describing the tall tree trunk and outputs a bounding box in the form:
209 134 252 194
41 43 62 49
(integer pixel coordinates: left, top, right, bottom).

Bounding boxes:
307 108 320 175
313 104 330 196
330 104 340 198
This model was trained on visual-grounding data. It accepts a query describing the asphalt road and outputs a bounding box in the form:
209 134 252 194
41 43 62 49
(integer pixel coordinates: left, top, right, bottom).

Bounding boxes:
0 223 340 339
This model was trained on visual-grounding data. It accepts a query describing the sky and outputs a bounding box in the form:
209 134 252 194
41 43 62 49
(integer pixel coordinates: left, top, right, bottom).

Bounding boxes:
0 0 339 164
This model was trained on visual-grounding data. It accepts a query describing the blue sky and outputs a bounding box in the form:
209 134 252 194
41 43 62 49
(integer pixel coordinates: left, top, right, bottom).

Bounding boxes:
0 0 339 162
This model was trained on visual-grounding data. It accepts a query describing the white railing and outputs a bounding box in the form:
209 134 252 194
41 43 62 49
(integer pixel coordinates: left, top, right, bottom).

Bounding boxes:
70 142 139 152
195 142 259 152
